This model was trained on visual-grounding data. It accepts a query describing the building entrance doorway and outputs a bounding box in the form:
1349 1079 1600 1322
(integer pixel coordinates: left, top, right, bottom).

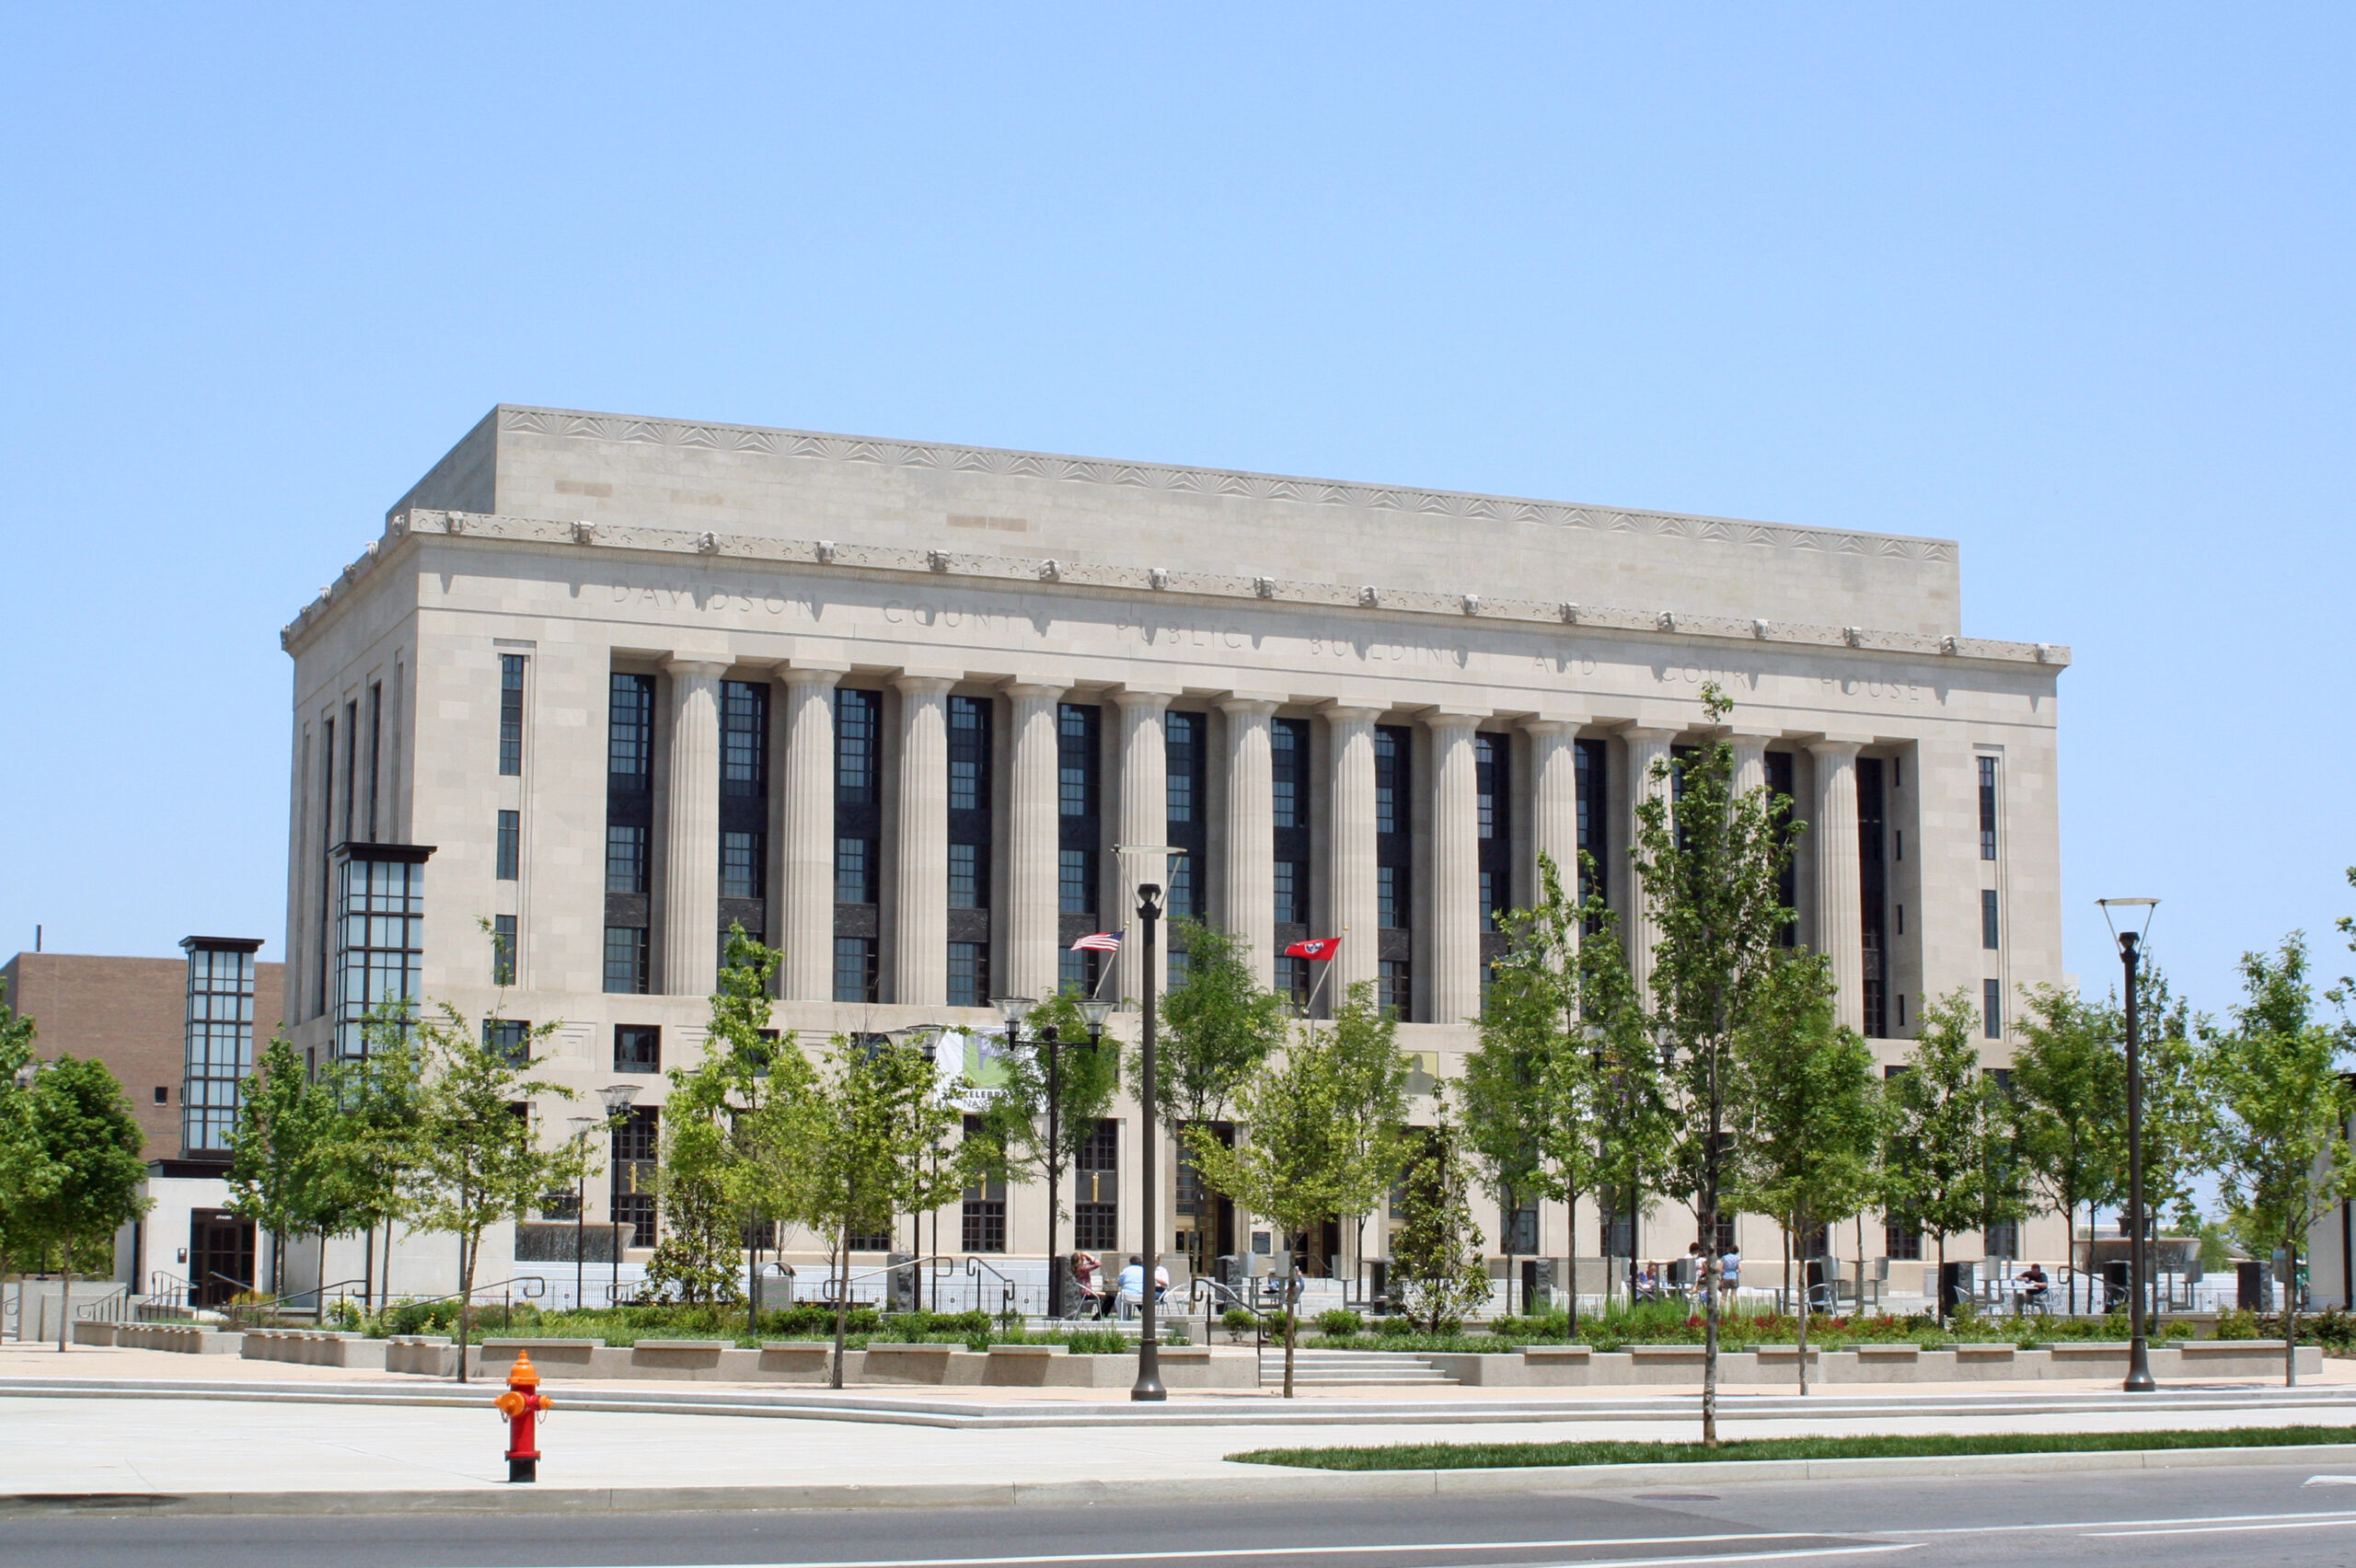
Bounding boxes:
189 1210 256 1307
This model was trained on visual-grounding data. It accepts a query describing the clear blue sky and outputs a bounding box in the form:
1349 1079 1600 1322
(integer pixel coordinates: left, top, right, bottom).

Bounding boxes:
2 6 2348 1022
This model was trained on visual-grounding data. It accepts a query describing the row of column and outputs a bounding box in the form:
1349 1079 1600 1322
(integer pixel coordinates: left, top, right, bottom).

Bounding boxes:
651 655 1869 1029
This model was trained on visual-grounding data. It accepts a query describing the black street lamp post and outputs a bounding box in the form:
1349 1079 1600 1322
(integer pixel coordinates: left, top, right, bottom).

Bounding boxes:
567 1114 598 1310
597 1082 641 1309
1132 880 1167 1401
2099 897 2160 1393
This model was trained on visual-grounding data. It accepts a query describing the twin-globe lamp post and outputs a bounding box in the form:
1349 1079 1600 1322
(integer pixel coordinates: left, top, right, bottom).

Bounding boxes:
992 991 1117 1322
595 1081 641 1310
2097 896 2160 1394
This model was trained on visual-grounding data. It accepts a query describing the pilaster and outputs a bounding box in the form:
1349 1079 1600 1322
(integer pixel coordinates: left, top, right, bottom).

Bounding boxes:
893 673 956 1007
1809 738 1865 1034
1218 697 1278 988
1114 688 1175 1008
660 656 729 996
1002 682 1063 1005
1427 710 1484 1024
774 663 844 1003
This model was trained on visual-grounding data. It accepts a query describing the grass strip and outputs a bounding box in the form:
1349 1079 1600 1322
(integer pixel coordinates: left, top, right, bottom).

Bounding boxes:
1229 1424 2356 1471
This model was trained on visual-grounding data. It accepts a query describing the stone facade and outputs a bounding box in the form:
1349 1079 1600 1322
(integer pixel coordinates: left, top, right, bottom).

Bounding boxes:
280 406 2070 1298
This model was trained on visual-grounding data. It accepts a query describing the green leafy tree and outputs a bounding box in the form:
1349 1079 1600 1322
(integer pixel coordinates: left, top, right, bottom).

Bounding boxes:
1883 989 2002 1320
1729 951 1877 1392
967 986 1121 1255
311 1007 428 1309
225 1031 339 1294
17 1055 149 1351
2131 963 2206 1233
2198 934 2356 1386
1185 982 1408 1397
0 981 52 1277
1578 886 1673 1314
401 1002 586 1381
1458 954 1551 1321
2010 982 2125 1314
1629 685 1797 1447
1387 1111 1490 1333
643 928 804 1306
1146 918 1288 1242
788 1032 973 1387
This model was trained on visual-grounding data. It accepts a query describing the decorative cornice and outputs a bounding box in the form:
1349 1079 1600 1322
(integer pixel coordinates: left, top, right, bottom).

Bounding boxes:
490 405 1961 567
282 507 2070 671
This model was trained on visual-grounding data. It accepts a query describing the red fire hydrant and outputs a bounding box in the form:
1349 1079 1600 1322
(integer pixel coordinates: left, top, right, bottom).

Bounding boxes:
492 1349 550 1483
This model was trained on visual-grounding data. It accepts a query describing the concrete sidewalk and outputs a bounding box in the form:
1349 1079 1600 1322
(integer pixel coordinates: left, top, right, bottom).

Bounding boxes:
6 1343 2356 1516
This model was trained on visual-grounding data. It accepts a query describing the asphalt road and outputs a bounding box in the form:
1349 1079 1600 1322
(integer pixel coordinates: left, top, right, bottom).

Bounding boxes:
12 1460 2356 1568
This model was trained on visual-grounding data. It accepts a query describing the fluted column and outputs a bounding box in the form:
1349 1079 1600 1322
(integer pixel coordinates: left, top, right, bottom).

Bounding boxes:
1623 727 1677 1002
1324 706 1380 1005
775 664 844 1002
1729 733 1770 801
1115 688 1174 1007
661 656 729 995
1003 683 1063 1004
1428 712 1483 1024
1809 739 1865 1033
1525 720 1582 917
892 674 954 1007
1218 697 1277 988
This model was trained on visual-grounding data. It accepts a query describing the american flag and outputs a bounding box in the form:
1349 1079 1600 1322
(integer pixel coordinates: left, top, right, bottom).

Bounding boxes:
1069 930 1123 952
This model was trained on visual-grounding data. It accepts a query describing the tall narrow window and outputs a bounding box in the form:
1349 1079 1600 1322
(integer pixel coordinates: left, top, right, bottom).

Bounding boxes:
1074 1119 1118 1251
491 914 516 986
1376 723 1412 1015
721 681 768 797
1858 756 1888 1039
317 716 334 1015
946 694 993 972
1978 756 1999 860
605 673 654 987
1057 703 1102 974
1271 717 1311 944
180 938 259 1155
718 680 770 955
1474 732 1511 935
836 689 883 906
961 1113 1008 1252
1981 890 2001 951
1164 711 1208 928
1764 750 1798 947
1276 954 1310 1009
495 811 520 881
365 682 383 840
329 846 427 1060
1379 959 1413 1020
343 701 358 842
1983 978 2003 1039
1574 738 1608 915
499 655 525 776
611 1107 659 1248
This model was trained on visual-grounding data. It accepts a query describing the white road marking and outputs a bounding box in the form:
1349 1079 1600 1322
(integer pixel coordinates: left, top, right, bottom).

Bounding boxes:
2304 1474 2356 1484
533 1552 1914 1568
1899 1507 2356 1535
433 1538 1886 1568
2084 1517 2356 1539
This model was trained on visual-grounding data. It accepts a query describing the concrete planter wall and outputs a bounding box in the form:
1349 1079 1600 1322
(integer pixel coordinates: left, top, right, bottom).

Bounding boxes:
99 1323 243 1355
240 1329 387 1369
382 1337 1255 1388
1420 1340 2322 1387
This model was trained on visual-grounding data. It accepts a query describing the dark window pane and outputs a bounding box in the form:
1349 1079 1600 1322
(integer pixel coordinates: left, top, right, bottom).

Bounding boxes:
614 1024 662 1074
947 940 988 1008
722 830 765 899
491 915 516 986
1979 756 1999 860
837 689 880 802
949 841 986 908
606 825 647 894
603 927 649 995
499 655 525 776
482 1018 530 1066
496 811 520 881
1981 889 2001 951
721 681 768 797
608 674 654 780
1060 848 1092 915
835 937 878 1003
837 836 872 904
1983 978 2003 1039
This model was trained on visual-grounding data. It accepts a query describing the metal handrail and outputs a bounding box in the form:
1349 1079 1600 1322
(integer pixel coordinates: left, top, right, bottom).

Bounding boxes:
222 1278 373 1328
72 1284 133 1322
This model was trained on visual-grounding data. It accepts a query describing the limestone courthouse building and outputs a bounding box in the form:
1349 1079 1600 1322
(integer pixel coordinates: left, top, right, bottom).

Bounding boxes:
280 406 2067 1310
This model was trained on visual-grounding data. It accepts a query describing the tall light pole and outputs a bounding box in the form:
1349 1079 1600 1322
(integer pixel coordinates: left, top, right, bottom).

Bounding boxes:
566 1114 598 1311
597 1082 641 1310
2099 897 2159 1393
1131 879 1167 1401
992 997 1044 1311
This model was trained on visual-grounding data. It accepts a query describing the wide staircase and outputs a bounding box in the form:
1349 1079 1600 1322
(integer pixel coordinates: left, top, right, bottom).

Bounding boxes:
1256 1346 1458 1387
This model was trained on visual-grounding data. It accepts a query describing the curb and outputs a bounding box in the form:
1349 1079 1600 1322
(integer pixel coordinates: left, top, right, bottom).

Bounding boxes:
4 1378 2351 1430
8 1442 2356 1516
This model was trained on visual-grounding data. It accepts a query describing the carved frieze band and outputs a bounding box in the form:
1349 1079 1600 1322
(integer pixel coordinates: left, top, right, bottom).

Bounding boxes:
287 505 2069 673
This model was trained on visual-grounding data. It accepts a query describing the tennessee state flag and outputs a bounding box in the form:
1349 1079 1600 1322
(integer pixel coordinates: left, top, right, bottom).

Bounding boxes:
1284 936 1341 962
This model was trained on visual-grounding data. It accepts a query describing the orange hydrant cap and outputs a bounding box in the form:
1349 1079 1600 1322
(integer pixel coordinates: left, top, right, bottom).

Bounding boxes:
507 1350 540 1389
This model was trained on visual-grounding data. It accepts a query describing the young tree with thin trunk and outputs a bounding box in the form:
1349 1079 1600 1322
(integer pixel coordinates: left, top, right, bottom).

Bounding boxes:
1387 1110 1490 1333
968 986 1121 1282
791 1032 972 1389
1729 951 1877 1393
1145 919 1288 1257
1882 989 1999 1321
402 1003 586 1382
1186 982 1408 1398
2198 934 2355 1387
0 981 52 1279
2009 983 2125 1315
225 1032 337 1296
1629 684 1797 1448
312 1007 426 1311
17 1055 148 1351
